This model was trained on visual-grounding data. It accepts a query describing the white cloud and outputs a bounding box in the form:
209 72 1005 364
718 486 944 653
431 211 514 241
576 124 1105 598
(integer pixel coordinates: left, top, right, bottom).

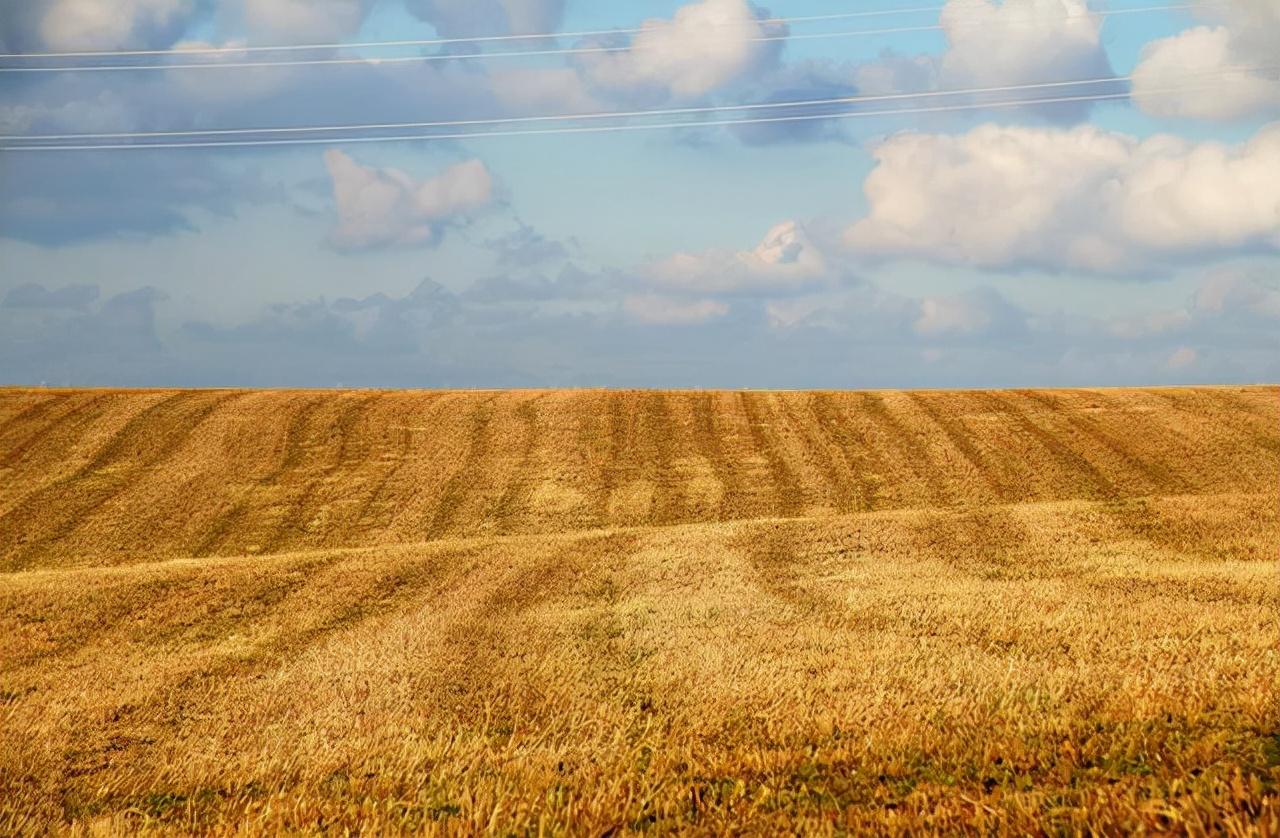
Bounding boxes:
404 0 564 38
576 0 783 101
1132 1 1280 121
623 294 729 325
645 221 829 294
324 150 494 251
241 0 373 41
34 0 194 50
1104 268 1280 342
915 295 993 337
850 0 1112 120
0 90 134 135
845 122 1280 272
937 0 1109 88
165 37 303 101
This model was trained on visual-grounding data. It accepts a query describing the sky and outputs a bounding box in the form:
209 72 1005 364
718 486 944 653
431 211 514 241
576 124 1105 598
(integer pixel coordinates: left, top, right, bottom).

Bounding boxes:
0 0 1277 389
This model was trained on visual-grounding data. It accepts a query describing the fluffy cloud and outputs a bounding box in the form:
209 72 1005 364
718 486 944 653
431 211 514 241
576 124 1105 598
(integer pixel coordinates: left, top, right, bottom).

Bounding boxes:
4 0 196 51
846 122 1280 272
849 0 1114 122
404 0 565 38
240 0 374 41
1132 3 1280 122
937 0 1110 89
1104 268 1280 344
0 0 374 50
644 221 831 295
324 150 495 251
914 288 1024 338
576 0 784 102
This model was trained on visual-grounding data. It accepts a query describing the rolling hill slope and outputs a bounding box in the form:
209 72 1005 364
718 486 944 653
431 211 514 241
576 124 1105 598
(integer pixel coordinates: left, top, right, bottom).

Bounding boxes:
1 387 1277 835
0 387 1275 569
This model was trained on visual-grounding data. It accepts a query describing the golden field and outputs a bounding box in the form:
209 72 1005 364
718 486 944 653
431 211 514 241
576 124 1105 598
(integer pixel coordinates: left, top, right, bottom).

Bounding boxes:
0 386 1277 835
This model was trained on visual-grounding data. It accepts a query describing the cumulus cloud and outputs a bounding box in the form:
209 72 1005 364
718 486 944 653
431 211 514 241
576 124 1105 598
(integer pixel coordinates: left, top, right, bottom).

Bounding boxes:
404 0 565 38
576 0 784 102
849 0 1114 122
324 150 495 251
845 121 1280 272
1103 268 1280 342
1132 0 1280 121
2 0 373 49
914 288 1024 338
937 0 1109 89
6 0 196 51
240 0 373 41
644 221 831 295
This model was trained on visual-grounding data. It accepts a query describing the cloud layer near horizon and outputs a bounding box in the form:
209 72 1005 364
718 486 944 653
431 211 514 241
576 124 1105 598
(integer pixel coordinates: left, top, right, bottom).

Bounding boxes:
2 0 1278 388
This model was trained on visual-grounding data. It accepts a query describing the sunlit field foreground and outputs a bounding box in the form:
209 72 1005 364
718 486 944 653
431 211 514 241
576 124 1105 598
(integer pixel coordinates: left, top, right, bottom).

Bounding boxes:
1 387 1277 834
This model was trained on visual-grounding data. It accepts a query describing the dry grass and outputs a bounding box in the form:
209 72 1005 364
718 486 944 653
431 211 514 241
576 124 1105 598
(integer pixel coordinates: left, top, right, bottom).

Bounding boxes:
0 386 1277 835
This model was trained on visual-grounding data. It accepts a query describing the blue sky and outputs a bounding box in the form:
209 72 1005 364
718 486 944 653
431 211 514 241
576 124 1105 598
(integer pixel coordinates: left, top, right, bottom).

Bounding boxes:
1 0 1277 388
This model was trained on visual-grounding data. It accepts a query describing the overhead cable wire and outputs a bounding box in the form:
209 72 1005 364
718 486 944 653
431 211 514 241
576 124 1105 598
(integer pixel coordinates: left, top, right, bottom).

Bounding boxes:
0 84 1227 152
0 5 951 59
0 71 1174 142
0 3 1203 73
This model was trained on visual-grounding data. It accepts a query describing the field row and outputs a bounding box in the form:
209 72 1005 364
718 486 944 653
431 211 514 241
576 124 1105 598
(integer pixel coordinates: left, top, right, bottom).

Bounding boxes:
0 387 1275 570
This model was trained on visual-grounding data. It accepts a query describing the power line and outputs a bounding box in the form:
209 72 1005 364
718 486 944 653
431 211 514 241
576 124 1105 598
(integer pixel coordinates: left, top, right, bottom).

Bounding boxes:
0 73 1152 142
0 86 1215 152
0 5 948 59
0 3 1201 74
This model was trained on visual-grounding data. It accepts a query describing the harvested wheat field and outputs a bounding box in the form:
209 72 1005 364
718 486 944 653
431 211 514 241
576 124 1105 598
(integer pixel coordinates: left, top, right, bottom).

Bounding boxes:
0 386 1277 835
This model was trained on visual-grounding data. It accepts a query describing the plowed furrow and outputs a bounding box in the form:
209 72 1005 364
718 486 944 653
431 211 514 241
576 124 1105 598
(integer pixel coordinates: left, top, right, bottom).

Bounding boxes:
594 393 633 526
738 392 804 517
857 392 948 507
425 396 496 540
808 393 882 512
689 393 742 520
191 395 329 558
643 392 685 525
0 392 111 471
907 392 1010 504
978 392 1117 501
777 396 856 514
0 392 238 569
260 393 382 555
492 394 546 533
1015 390 1184 495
